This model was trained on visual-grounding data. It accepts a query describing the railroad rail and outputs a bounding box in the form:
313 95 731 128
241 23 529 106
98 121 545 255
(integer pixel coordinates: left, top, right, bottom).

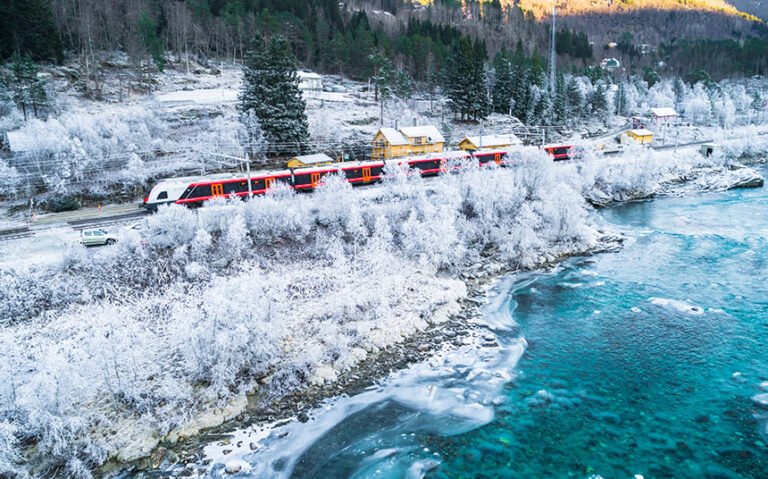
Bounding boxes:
0 227 33 242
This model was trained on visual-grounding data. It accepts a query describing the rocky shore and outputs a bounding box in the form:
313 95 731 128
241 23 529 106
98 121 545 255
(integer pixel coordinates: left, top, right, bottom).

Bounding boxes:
105 161 766 478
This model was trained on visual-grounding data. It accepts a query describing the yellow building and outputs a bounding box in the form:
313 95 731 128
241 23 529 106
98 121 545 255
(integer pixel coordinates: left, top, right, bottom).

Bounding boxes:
371 125 445 160
625 128 654 145
458 134 522 151
287 153 336 169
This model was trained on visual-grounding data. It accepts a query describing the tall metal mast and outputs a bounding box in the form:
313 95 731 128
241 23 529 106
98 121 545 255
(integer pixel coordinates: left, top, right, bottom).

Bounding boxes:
549 6 557 94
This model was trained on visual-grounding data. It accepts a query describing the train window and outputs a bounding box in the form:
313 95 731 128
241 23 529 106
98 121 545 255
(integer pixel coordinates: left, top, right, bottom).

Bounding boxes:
223 181 246 195
157 191 168 200
192 185 212 197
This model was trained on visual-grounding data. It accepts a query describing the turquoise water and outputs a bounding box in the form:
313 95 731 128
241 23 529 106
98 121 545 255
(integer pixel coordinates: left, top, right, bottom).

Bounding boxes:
219 174 768 478
431 193 768 478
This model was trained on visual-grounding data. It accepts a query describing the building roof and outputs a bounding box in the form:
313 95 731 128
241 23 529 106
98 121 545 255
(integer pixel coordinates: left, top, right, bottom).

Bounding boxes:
5 131 37 152
297 71 323 80
650 107 678 118
376 127 409 146
290 153 335 165
630 128 654 136
400 125 445 144
462 134 522 148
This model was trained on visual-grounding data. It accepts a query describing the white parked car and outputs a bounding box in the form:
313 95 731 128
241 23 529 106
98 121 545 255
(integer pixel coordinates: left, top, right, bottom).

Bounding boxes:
80 228 118 246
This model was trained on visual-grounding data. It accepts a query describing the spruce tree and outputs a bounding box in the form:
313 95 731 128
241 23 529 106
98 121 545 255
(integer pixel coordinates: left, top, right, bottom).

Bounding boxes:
446 37 489 121
566 78 584 120
239 36 310 156
590 81 609 122
673 77 686 111
492 50 513 114
510 61 530 122
5 53 48 121
553 73 567 124
615 82 629 117
0 0 62 63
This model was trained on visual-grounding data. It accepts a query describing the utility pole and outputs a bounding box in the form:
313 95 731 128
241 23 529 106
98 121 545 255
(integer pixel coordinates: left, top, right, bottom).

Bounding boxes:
549 6 557 95
204 151 254 199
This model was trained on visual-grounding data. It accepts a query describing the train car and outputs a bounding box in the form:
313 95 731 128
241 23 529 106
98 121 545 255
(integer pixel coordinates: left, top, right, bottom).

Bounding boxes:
291 166 341 191
142 174 215 211
543 144 574 161
406 156 445 176
142 146 522 212
474 149 509 166
174 170 294 207
339 161 386 185
143 170 294 211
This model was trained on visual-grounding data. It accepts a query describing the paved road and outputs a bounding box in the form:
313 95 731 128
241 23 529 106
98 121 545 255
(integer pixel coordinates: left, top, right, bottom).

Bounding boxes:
0 202 147 242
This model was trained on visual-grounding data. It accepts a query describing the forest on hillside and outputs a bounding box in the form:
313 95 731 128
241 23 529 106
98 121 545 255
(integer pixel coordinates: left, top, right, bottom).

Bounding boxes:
1 0 768 83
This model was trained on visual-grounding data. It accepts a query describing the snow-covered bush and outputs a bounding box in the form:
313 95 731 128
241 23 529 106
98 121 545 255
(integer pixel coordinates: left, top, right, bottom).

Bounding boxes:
2 142 761 476
10 105 166 195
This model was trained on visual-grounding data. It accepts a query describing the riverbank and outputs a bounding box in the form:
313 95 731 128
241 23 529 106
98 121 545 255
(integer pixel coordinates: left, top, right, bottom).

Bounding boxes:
127 156 766 477
0 144 764 478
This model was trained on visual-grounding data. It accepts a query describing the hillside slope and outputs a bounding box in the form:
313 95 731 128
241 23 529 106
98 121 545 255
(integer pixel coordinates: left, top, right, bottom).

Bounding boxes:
728 0 768 20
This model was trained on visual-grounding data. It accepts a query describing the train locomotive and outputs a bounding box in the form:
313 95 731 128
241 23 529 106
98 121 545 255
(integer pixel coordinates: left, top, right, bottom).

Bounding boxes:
142 149 511 211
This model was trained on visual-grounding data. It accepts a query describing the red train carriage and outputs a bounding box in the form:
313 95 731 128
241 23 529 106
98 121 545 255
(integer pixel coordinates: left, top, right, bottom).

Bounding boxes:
142 147 519 211
543 144 574 161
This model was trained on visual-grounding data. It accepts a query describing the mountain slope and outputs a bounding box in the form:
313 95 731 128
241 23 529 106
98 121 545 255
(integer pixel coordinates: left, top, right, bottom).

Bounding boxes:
728 0 768 20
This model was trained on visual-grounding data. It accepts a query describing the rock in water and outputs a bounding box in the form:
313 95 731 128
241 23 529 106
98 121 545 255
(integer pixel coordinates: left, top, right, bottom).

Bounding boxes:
224 460 250 474
752 393 768 408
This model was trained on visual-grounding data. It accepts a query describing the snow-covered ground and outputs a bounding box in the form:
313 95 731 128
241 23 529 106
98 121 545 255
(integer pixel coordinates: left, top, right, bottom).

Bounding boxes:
3 58 767 217
0 136 766 477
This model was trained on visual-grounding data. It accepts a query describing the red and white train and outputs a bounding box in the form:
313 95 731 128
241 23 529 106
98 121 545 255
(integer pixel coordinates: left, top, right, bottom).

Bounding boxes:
142 148 512 211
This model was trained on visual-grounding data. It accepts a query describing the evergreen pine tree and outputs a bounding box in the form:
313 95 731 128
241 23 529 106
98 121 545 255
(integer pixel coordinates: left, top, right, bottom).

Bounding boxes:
395 70 414 99
5 53 48 121
492 50 513 114
239 36 310 156
590 81 609 121
533 89 554 126
511 61 530 122
615 82 629 117
138 11 165 71
673 77 686 111
0 0 62 63
445 37 489 121
553 73 567 123
566 78 584 120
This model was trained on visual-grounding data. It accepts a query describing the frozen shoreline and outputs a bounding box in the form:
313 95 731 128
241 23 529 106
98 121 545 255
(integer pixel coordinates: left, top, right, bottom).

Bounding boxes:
0 147 765 478
152 159 767 478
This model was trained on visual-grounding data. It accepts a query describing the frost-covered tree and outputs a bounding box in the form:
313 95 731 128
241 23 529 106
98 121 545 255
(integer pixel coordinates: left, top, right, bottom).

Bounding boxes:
492 50 514 114
553 74 567 124
566 77 585 120
684 83 712 124
590 81 609 122
239 109 266 163
239 35 309 156
615 82 629 117
395 70 414 100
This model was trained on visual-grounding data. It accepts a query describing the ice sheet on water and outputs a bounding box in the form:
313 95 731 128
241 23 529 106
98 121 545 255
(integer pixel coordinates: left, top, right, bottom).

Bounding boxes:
648 297 706 315
202 276 528 478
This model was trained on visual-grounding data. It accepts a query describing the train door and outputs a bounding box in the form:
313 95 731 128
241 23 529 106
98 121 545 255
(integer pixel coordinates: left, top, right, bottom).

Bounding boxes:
265 177 275 191
494 153 502 165
211 184 224 197
362 167 372 183
311 173 321 188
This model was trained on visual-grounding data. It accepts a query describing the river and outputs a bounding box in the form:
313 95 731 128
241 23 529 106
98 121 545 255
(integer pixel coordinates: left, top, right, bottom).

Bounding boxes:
205 169 768 479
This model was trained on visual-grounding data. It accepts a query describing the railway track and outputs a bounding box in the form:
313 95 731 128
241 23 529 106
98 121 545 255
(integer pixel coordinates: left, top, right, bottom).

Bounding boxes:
68 211 148 231
0 211 149 243
0 227 33 242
